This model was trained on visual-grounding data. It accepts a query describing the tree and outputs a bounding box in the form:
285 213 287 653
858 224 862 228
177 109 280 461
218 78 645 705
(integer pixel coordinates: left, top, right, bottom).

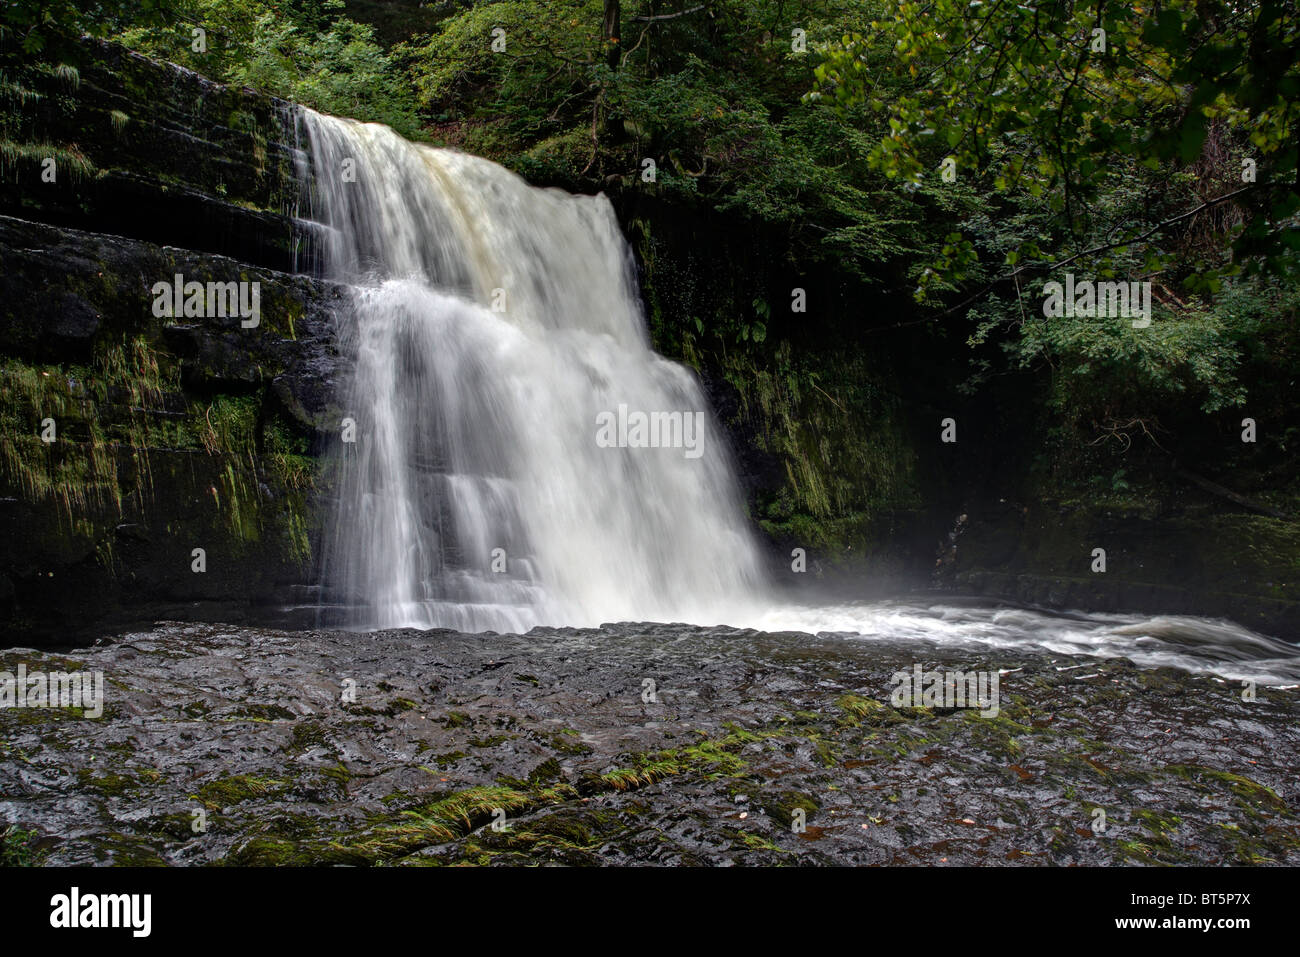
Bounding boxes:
812 0 1300 299
603 0 620 70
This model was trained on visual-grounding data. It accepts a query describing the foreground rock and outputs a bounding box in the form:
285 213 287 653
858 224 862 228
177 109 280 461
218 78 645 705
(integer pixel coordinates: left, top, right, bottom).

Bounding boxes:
2 622 1297 866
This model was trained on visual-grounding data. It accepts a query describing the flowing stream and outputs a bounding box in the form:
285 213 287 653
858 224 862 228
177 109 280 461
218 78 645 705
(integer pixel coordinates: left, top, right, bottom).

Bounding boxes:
297 108 1300 685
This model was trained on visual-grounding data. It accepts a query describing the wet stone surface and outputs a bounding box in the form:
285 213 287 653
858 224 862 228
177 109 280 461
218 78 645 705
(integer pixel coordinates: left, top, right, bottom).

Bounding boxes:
1 621 1297 866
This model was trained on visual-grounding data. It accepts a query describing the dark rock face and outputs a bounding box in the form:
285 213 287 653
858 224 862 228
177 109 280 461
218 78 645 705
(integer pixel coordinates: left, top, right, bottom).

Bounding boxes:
0 216 346 373
2 622 1296 865
0 215 350 644
0 36 310 274
0 38 347 646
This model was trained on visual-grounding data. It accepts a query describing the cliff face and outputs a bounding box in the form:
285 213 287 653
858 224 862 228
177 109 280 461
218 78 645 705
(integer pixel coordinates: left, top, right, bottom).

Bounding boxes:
0 37 345 643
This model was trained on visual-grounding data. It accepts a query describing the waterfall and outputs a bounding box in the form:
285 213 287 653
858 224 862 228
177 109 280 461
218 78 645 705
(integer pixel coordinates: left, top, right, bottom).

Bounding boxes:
298 108 766 632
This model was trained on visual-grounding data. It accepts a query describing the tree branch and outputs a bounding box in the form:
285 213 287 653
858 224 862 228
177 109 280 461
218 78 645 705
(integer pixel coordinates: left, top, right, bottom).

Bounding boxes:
862 184 1259 336
631 4 706 23
945 185 1257 318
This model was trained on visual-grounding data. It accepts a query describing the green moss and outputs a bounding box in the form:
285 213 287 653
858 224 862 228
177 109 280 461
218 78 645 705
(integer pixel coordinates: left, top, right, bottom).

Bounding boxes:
0 337 322 561
1115 835 1180 865
325 785 545 863
320 763 353 785
681 738 750 775
721 344 920 527
599 761 679 791
93 832 168 866
761 791 820 828
1165 765 1288 812
0 336 190 529
1134 807 1182 834
75 769 139 795
48 63 80 91
595 725 763 793
213 726 772 865
0 359 120 526
289 720 331 753
548 730 591 754
225 835 333 866
425 751 467 768
835 693 898 727
227 703 296 722
0 75 44 108
734 830 787 854
195 774 287 809
264 418 316 491
140 810 197 840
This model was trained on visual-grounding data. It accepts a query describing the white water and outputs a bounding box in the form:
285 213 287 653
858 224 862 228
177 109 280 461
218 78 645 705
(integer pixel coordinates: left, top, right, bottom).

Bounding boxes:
301 109 764 632
748 601 1300 684
298 108 1300 685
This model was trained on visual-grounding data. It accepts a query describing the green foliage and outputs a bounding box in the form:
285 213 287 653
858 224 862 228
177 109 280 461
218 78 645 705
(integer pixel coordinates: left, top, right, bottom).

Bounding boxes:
406 1 601 120
0 824 45 865
813 0 1300 290
0 0 175 54
403 1 948 281
114 0 421 136
964 200 1300 456
1017 308 1245 416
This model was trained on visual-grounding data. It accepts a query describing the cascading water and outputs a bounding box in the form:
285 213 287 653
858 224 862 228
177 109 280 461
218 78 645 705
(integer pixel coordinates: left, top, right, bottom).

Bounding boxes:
296 107 1300 685
299 108 765 632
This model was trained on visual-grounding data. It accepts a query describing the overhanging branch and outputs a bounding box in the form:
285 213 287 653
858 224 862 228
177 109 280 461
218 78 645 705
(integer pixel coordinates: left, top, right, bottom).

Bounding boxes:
631 4 706 23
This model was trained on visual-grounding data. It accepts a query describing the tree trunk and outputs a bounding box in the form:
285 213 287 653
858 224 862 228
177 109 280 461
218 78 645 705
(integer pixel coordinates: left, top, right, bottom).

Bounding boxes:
603 0 621 70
